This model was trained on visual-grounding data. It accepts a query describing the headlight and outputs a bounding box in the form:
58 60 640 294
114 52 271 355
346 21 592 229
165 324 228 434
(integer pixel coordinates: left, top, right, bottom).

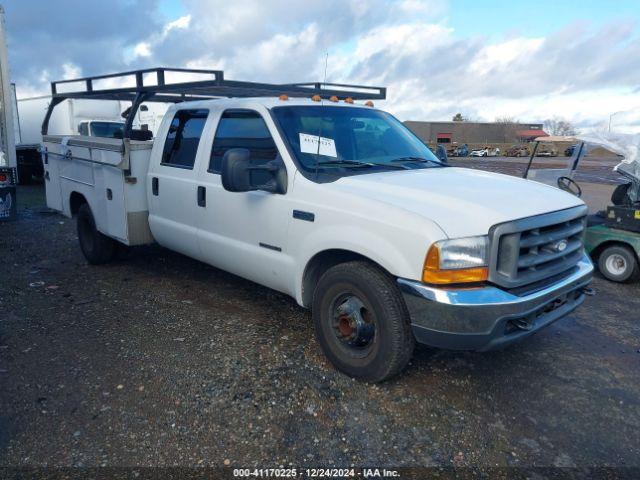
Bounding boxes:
422 235 489 284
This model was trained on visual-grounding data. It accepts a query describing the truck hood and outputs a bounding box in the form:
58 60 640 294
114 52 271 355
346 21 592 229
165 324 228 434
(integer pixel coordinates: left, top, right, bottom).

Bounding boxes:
331 167 584 238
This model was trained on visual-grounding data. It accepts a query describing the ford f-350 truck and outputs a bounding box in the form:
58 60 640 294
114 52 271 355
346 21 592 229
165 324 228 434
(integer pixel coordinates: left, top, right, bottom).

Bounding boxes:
41 68 593 382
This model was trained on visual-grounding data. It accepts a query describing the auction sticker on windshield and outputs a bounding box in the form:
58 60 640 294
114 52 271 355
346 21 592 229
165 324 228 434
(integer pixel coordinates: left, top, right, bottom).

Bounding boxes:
299 133 337 157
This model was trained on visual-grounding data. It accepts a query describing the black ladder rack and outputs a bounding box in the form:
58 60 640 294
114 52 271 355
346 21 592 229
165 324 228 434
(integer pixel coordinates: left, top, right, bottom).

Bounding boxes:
42 67 386 137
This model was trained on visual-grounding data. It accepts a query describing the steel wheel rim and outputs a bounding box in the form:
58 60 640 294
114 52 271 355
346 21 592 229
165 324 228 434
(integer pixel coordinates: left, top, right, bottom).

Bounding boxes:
605 254 627 275
330 293 376 357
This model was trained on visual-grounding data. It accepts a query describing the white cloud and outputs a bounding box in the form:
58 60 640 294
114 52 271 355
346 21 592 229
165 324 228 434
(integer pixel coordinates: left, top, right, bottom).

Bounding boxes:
61 63 82 80
133 42 152 58
164 14 191 33
127 14 192 62
469 38 544 76
8 0 640 132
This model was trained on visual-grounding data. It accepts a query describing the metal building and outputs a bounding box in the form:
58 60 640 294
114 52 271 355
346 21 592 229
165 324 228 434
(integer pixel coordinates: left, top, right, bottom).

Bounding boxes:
404 120 547 145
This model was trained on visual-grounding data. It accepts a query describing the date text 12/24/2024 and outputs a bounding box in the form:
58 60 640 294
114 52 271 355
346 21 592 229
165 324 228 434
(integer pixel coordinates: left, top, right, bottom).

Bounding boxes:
232 468 401 478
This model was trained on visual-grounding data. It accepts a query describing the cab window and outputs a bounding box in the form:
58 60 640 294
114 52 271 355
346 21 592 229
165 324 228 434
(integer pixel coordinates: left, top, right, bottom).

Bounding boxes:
161 109 208 169
209 110 279 183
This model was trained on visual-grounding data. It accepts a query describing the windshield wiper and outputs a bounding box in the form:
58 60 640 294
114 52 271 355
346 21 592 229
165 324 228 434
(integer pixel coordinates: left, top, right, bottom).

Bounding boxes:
317 159 375 168
317 160 405 170
317 159 414 171
391 156 444 166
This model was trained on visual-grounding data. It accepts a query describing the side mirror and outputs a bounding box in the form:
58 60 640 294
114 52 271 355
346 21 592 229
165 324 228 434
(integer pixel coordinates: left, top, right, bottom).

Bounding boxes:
221 148 287 194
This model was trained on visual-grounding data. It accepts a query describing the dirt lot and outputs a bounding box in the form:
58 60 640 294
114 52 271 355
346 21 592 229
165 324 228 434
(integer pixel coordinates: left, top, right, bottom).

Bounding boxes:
1 183 639 473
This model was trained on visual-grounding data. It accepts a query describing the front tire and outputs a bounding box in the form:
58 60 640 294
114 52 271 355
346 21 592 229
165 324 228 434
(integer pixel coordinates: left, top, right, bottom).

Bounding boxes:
598 245 639 283
312 261 415 382
77 203 116 264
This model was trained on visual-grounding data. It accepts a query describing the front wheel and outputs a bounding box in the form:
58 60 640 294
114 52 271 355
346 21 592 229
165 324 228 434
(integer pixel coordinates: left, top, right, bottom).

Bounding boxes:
598 245 640 283
77 203 116 264
312 261 415 382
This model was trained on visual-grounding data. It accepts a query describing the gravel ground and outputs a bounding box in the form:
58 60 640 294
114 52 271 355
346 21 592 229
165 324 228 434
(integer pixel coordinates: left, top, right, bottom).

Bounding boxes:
1 184 639 472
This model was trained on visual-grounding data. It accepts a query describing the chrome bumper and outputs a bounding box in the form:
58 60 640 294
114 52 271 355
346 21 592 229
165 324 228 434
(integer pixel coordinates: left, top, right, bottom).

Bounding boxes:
398 253 594 351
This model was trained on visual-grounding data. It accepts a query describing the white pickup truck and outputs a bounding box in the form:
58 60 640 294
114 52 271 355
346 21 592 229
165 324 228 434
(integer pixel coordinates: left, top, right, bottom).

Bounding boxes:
41 68 593 382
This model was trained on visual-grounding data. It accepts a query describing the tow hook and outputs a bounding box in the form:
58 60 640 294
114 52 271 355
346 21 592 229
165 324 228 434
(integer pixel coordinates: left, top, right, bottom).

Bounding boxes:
581 286 596 297
511 317 533 331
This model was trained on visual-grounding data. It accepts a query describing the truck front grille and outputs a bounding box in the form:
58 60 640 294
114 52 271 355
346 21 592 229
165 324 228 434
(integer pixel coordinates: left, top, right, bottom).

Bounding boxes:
489 206 588 289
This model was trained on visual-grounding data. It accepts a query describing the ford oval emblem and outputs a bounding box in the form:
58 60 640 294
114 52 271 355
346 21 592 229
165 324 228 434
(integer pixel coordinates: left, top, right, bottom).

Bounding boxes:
554 239 568 252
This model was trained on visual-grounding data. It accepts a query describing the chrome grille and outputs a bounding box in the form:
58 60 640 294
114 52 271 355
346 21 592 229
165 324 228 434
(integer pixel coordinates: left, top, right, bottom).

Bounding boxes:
489 206 588 289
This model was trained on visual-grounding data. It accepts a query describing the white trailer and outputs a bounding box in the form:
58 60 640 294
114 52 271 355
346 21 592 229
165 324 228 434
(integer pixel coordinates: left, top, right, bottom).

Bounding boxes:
0 4 15 170
14 94 128 183
0 4 17 221
14 91 168 183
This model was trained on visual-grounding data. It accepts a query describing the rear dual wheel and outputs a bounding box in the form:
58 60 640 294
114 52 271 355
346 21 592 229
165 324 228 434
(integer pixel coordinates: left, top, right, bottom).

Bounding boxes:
312 261 415 383
77 203 118 264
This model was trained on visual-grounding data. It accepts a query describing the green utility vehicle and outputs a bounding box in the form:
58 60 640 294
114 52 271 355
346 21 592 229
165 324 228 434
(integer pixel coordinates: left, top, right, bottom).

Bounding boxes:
524 135 640 283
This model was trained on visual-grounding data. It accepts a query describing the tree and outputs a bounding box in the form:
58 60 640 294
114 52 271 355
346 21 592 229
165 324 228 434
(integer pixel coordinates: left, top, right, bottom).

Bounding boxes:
543 117 577 136
495 116 519 143
452 113 466 122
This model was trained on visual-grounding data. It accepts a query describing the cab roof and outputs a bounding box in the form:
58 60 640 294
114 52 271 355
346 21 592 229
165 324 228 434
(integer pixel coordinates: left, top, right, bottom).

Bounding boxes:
166 96 379 113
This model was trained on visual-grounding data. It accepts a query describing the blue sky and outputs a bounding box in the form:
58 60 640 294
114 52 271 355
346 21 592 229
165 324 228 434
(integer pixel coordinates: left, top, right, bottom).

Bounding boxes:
158 0 186 20
448 0 640 39
5 0 640 131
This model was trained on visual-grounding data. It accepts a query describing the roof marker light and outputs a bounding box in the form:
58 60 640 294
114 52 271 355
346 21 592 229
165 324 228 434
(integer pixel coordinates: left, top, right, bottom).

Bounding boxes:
311 94 321 102
344 97 354 104
329 95 339 102
365 100 374 107
279 94 289 101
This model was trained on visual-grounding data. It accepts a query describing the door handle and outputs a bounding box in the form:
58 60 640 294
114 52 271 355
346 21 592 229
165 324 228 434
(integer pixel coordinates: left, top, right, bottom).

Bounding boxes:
197 186 206 207
152 177 159 196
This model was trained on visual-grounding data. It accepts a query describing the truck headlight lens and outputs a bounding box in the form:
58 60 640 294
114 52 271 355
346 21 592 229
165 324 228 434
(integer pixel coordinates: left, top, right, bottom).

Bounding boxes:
422 236 489 284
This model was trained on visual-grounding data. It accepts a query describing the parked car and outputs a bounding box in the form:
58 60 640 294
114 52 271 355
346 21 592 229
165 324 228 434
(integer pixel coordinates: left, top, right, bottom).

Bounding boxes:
565 144 578 156
536 143 558 157
453 144 469 157
505 144 530 157
470 148 489 157
470 147 500 157
435 144 448 163
41 68 593 382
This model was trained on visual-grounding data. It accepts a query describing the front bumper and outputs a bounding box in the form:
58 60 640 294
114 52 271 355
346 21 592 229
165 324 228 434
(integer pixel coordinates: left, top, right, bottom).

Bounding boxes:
398 253 594 351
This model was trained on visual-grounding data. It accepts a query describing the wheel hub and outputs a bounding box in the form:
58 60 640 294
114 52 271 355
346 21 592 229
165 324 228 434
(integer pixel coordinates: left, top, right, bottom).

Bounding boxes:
332 295 375 348
606 254 627 275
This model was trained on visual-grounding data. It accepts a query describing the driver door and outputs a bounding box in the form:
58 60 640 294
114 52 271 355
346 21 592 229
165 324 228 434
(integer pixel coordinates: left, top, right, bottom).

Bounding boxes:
196 108 294 295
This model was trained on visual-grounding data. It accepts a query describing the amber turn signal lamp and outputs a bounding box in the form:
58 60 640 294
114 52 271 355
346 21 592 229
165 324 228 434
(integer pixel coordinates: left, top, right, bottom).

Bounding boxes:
422 244 488 284
311 94 321 102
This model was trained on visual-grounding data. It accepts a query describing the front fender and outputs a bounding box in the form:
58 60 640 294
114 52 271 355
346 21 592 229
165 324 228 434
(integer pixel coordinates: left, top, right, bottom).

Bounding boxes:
293 223 433 306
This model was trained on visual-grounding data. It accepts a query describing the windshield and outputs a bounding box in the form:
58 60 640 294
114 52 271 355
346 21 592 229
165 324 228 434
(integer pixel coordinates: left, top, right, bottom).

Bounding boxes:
90 121 125 138
272 106 441 173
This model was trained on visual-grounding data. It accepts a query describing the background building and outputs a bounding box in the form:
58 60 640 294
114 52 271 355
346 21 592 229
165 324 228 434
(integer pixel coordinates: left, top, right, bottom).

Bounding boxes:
404 121 547 145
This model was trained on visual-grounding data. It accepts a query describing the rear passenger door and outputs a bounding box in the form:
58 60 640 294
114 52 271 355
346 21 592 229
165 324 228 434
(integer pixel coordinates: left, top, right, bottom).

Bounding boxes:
147 108 209 260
